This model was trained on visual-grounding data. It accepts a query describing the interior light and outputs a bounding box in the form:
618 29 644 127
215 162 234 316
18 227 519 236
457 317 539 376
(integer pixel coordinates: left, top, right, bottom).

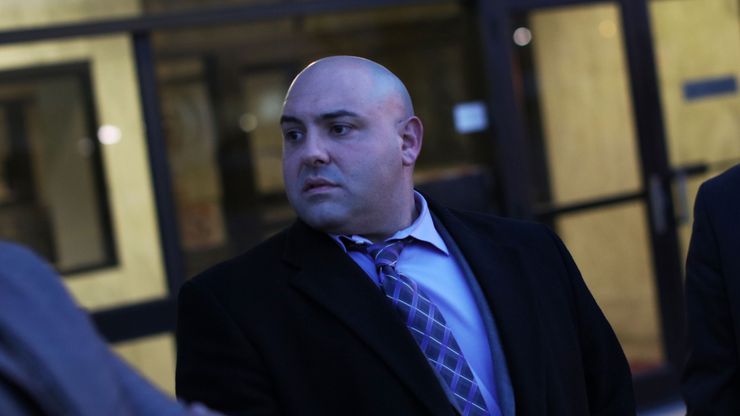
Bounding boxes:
239 113 259 133
97 125 121 145
513 27 532 46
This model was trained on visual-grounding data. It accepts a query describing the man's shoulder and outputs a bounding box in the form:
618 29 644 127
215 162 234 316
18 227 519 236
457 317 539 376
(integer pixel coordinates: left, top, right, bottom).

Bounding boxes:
446 207 545 229
704 163 740 192
185 226 294 291
698 164 740 209
435 205 554 245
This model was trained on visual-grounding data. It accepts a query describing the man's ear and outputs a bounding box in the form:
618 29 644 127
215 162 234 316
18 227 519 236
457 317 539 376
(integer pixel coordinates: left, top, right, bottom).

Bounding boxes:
399 116 423 166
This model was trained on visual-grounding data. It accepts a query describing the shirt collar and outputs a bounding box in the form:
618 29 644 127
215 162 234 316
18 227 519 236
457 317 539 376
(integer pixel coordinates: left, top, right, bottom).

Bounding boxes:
330 192 449 255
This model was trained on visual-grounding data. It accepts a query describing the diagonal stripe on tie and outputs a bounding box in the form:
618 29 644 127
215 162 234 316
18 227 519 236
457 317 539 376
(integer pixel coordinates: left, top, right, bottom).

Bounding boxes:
347 237 494 416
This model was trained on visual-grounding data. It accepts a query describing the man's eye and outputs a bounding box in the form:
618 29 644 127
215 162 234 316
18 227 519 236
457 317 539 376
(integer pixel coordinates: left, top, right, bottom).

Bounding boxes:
283 130 303 142
330 124 351 136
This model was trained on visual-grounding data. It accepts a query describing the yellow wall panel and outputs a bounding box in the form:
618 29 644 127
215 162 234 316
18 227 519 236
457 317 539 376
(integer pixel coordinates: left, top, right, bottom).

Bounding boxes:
113 333 177 396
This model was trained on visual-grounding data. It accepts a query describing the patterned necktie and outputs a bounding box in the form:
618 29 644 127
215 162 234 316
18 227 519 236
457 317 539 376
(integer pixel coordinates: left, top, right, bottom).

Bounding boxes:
354 238 491 416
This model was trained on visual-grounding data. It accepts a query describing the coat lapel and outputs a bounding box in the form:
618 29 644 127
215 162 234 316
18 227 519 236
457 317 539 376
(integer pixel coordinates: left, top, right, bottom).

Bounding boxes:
283 221 455 416
430 204 547 415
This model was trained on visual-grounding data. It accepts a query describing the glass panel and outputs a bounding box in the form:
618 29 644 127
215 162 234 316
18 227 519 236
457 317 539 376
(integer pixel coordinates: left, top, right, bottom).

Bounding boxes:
242 71 286 196
0 35 168 310
0 66 115 273
113 333 176 396
161 71 230 264
525 3 642 206
515 3 666 374
650 0 740 259
154 2 496 277
555 202 664 373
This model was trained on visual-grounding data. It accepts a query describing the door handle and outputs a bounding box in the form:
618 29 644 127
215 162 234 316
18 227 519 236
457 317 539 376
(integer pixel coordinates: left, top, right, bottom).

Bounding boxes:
674 171 690 225
649 174 667 235
670 162 709 226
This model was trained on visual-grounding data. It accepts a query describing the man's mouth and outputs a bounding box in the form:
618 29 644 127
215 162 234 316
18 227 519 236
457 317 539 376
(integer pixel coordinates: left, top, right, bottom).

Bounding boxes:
303 178 338 192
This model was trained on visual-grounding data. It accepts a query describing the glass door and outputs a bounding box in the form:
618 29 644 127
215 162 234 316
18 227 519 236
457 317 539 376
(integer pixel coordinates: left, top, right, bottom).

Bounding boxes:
513 0 666 376
487 0 688 406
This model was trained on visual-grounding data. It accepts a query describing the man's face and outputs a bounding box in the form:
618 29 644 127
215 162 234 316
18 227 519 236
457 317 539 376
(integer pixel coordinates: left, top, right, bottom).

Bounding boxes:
280 66 410 237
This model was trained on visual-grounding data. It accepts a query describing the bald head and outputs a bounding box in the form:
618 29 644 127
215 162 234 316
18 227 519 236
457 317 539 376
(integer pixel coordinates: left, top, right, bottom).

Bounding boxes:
284 56 414 118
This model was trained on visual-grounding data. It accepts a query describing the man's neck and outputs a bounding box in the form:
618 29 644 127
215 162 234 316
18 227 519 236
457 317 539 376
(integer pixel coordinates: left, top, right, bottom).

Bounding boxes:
356 195 421 243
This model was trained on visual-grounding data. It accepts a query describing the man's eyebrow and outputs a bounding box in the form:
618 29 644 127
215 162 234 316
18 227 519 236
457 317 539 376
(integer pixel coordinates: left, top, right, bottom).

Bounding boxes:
319 110 359 120
280 110 360 125
280 115 302 125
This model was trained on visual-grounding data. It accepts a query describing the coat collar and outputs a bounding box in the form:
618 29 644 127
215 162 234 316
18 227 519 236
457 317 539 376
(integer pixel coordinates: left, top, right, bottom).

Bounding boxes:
283 220 456 416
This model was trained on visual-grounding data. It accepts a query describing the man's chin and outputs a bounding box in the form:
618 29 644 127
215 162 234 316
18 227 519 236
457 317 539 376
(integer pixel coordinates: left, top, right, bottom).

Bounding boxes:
296 208 348 234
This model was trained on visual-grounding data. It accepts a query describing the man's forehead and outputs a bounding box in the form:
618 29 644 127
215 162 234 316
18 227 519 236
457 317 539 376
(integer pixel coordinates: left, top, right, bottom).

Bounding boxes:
289 64 370 95
284 86 356 105
282 85 373 119
293 60 376 88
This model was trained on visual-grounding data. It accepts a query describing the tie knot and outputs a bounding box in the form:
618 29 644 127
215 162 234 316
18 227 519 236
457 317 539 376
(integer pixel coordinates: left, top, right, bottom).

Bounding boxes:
344 237 412 268
368 239 406 267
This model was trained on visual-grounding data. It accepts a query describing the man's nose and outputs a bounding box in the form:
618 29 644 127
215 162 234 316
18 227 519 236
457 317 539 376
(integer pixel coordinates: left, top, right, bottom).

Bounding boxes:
300 133 330 166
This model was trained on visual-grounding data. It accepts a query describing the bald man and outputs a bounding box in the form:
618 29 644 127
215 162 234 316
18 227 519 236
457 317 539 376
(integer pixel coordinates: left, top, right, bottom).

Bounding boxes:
175 56 635 416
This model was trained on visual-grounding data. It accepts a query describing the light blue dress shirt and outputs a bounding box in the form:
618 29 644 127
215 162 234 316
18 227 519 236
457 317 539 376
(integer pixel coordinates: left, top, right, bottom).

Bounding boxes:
331 192 497 413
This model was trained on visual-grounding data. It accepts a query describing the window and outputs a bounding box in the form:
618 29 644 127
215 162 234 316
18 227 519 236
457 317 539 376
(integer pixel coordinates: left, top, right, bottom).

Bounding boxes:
0 63 116 274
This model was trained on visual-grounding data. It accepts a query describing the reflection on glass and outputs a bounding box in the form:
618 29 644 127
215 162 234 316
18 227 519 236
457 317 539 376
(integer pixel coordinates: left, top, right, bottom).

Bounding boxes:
556 202 664 373
160 71 229 270
0 64 116 273
242 71 288 195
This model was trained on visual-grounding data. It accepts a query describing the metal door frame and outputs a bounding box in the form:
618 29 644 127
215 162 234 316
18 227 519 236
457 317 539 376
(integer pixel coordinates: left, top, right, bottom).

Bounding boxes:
476 0 685 406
